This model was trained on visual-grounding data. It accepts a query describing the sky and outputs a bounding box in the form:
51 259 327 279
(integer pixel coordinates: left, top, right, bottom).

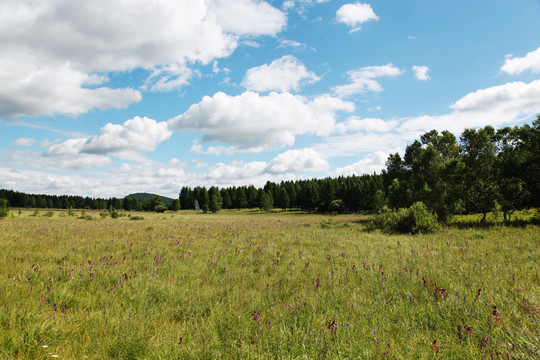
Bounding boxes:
1 0 540 199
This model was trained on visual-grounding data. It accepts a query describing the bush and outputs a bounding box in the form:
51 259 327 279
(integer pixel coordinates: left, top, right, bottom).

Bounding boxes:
328 199 346 214
371 201 439 234
0 199 8 219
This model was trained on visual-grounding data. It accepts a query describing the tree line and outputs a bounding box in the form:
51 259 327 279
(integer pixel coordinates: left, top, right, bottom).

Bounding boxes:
179 174 384 213
381 117 539 222
0 189 175 212
1 117 537 220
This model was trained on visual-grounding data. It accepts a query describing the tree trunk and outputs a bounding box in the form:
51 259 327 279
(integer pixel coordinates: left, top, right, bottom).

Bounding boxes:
480 211 487 223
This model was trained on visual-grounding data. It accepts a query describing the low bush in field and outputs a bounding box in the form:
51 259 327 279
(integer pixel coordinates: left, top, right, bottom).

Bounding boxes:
0 199 8 219
371 201 439 234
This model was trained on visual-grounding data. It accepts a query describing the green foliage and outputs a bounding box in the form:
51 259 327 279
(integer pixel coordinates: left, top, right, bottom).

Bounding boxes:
142 196 167 213
372 190 386 214
169 199 180 211
31 209 40 217
43 211 54 217
372 201 439 234
208 187 222 213
328 199 345 214
0 199 8 219
128 215 144 220
259 191 273 212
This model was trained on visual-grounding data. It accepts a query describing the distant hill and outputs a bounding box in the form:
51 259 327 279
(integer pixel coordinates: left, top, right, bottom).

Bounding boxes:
125 193 174 206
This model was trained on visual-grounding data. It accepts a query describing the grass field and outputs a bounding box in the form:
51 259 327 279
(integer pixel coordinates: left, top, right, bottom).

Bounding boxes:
0 210 538 359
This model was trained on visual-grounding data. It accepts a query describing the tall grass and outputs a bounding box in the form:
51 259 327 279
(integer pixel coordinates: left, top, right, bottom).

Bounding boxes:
0 210 538 359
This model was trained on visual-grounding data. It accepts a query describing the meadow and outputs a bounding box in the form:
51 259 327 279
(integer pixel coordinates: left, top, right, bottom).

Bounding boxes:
0 210 538 359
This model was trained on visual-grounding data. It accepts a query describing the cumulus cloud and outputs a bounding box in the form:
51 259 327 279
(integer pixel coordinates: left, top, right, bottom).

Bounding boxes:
168 91 354 152
501 47 540 75
335 151 387 176
412 65 431 81
204 148 328 185
242 55 320 92
0 0 286 119
319 79 540 159
206 0 286 36
266 148 328 174
43 116 172 168
336 3 379 32
397 80 540 134
333 63 404 97
207 160 268 180
11 137 37 147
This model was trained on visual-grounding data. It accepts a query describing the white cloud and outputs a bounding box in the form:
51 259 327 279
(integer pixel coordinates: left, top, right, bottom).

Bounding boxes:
278 39 305 49
335 151 387 176
282 0 330 14
204 148 328 185
336 3 379 32
266 148 328 173
333 63 404 97
450 79 540 117
168 91 354 152
397 80 540 134
0 55 142 118
412 65 431 81
282 1 295 10
143 64 193 92
319 80 540 159
335 117 398 134
43 116 172 168
242 55 320 92
207 160 268 180
501 47 540 75
11 137 37 147
0 0 286 119
206 0 286 36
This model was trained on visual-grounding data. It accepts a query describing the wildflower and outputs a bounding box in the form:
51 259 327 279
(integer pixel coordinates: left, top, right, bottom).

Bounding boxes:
432 340 439 354
475 288 482 301
465 326 473 335
457 325 463 344
492 306 500 321
313 278 321 289
327 320 338 331
253 311 260 323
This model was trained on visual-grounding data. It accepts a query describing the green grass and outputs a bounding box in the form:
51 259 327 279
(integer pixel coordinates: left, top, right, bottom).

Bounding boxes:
0 210 538 359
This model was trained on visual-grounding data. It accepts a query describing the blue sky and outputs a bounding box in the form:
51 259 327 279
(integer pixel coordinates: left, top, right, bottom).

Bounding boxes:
1 0 539 198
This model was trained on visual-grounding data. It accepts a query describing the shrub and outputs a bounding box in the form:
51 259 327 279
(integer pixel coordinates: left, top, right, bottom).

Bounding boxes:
0 199 8 219
43 211 54 217
371 201 439 234
328 199 346 214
